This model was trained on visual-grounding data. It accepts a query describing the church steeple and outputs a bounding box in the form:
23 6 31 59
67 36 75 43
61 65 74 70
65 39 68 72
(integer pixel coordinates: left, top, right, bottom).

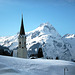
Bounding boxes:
20 15 25 35
17 15 27 58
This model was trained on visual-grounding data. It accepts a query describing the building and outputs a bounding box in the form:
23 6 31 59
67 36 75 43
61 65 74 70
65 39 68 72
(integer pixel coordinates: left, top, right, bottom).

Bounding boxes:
17 15 27 58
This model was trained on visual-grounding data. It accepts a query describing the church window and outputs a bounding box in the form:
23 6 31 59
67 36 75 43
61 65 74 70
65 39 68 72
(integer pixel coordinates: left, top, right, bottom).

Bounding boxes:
19 42 21 48
19 42 21 44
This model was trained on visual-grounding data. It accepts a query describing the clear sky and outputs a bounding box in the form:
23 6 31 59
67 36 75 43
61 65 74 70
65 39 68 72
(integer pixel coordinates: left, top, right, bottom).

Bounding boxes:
0 0 75 36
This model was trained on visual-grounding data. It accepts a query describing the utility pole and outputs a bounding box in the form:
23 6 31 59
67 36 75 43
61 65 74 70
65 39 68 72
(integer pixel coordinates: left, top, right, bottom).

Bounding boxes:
64 67 68 75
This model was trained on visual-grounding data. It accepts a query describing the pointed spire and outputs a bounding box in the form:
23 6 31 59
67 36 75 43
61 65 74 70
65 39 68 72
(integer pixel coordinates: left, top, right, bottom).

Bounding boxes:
20 14 25 35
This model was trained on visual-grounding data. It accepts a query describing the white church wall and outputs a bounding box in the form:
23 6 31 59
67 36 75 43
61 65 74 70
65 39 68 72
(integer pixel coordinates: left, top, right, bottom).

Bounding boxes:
13 50 17 57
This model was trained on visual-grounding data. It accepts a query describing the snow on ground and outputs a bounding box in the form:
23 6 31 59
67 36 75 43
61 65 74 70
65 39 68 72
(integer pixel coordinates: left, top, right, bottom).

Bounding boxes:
0 55 75 75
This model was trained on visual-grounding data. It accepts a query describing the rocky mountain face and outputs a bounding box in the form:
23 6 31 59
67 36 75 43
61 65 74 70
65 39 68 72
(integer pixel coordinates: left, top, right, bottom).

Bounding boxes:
0 22 73 61
62 34 75 60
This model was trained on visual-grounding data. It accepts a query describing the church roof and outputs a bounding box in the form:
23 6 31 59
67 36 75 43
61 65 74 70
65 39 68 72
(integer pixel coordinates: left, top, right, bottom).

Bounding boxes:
20 15 25 35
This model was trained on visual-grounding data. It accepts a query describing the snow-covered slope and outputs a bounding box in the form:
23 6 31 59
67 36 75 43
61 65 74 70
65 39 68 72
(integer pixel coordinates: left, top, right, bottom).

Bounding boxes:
0 34 18 50
62 34 75 60
0 55 75 75
0 22 72 60
26 22 71 60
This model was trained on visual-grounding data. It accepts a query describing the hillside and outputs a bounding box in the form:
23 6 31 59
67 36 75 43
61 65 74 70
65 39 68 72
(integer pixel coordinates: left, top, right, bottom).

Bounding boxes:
62 34 75 60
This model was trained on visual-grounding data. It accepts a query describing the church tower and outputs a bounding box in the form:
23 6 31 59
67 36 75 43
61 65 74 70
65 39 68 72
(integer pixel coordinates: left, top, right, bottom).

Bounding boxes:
17 15 27 58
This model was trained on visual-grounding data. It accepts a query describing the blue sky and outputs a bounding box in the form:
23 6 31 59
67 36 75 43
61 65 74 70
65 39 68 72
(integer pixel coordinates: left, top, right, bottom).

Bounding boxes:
0 0 75 36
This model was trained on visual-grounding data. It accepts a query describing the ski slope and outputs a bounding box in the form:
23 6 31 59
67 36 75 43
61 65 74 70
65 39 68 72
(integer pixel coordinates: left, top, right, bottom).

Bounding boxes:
0 55 75 75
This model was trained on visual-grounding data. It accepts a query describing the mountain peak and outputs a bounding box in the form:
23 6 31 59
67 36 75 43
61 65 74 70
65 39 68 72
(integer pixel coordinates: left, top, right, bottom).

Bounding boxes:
63 34 75 38
33 22 56 33
39 22 52 27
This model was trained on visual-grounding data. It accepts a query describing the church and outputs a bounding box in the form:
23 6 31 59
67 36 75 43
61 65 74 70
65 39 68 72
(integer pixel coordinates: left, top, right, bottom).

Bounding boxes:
17 15 27 58
13 15 27 58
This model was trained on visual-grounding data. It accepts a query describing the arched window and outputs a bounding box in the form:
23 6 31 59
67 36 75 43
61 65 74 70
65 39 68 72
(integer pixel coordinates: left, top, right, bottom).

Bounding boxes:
19 42 21 48
19 42 21 44
38 48 43 58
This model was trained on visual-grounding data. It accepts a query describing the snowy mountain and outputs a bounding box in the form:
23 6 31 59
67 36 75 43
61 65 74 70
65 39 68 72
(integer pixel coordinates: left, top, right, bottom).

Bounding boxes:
62 34 75 60
0 22 72 60
0 55 75 75
63 34 75 38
